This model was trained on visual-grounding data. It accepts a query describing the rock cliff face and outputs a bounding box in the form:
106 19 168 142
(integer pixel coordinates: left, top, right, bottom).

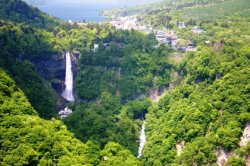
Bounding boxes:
71 50 81 75
20 51 81 110
240 123 250 147
176 141 185 156
26 51 80 94
30 54 65 80
28 53 65 94
215 149 231 166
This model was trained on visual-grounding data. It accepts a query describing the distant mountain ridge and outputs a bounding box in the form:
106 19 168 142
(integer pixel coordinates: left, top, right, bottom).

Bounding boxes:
103 0 236 18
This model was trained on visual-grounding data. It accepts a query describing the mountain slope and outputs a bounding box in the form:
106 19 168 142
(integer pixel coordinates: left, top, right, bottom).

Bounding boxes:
0 69 90 165
170 0 250 21
103 0 232 18
0 20 58 119
140 7 250 165
0 69 140 165
0 0 60 28
144 57 250 165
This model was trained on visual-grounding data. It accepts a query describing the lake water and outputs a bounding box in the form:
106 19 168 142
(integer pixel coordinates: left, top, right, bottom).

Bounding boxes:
33 1 161 22
36 3 119 22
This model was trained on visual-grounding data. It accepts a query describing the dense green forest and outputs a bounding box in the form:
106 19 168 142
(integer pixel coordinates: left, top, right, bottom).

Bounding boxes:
0 0 250 165
143 24 250 164
103 0 233 19
0 69 139 165
76 30 172 100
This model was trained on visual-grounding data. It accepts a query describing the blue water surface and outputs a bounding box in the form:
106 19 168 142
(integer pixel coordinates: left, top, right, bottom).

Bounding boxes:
37 3 118 22
34 1 161 22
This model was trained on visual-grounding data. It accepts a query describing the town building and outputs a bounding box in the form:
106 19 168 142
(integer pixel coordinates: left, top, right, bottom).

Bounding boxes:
58 107 73 119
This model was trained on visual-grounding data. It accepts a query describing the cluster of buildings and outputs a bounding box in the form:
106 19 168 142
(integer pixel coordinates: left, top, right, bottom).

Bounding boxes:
67 20 88 26
178 22 205 34
155 30 178 47
110 16 152 33
109 16 206 52
154 30 197 52
58 107 73 119
179 41 197 52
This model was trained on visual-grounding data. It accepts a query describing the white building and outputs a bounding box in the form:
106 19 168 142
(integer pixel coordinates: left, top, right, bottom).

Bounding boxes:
58 107 73 119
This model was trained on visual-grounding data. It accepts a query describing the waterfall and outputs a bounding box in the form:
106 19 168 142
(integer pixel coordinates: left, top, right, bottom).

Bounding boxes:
138 120 146 158
62 52 75 102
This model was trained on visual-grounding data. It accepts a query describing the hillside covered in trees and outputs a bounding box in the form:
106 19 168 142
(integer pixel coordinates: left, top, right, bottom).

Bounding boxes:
0 0 250 165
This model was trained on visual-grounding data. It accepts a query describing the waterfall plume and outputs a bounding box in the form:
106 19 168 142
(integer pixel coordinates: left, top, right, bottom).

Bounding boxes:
138 120 146 158
62 52 75 102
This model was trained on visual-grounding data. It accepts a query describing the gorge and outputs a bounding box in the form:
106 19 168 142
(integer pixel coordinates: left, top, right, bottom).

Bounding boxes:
0 0 249 165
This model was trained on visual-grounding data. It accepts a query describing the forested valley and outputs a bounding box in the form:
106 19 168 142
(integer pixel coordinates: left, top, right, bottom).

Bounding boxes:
0 0 249 165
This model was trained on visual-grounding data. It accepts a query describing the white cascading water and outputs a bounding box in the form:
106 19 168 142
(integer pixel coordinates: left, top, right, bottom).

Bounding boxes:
138 120 146 158
62 52 75 102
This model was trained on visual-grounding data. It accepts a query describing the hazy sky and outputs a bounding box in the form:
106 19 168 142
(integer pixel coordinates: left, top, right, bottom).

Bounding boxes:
24 0 161 5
